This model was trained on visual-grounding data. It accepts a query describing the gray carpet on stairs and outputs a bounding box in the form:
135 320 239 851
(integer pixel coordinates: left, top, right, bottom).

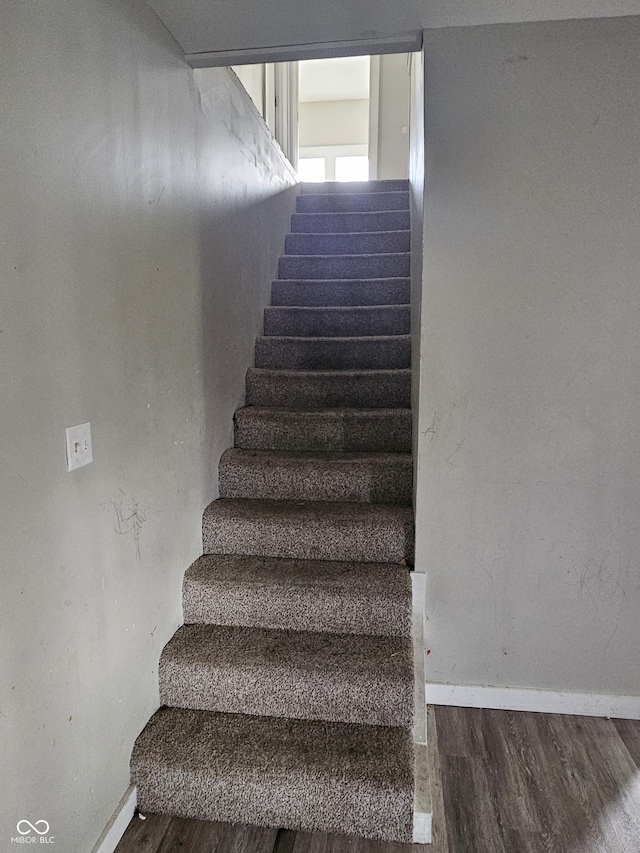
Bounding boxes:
291 210 410 233
271 277 410 307
291 210 411 234
218 448 412 504
278 252 410 280
263 305 410 337
182 554 412 636
296 190 409 213
254 334 411 370
131 707 414 842
285 230 410 255
300 179 409 194
202 498 415 563
130 179 421 843
246 367 411 408
233 407 412 453
159 623 413 727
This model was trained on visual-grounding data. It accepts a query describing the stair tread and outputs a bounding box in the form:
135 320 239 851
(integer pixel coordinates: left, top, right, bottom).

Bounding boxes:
298 193 409 200
291 212 411 234
234 406 412 453
271 278 410 307
287 230 411 237
263 305 411 336
237 404 411 413
222 447 411 462
300 179 409 193
246 368 411 409
204 497 414 521
284 231 411 256
265 304 409 312
248 366 411 376
296 192 410 213
219 448 412 504
202 498 414 563
160 623 413 727
254 335 412 367
183 553 411 636
131 706 414 842
278 254 410 282
275 276 410 282
256 333 410 342
282 253 411 260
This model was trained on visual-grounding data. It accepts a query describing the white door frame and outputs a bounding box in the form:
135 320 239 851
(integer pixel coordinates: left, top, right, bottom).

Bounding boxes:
274 61 299 171
186 34 422 68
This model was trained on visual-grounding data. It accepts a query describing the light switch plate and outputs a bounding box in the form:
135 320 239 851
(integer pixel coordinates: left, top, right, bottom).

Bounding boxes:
65 422 93 471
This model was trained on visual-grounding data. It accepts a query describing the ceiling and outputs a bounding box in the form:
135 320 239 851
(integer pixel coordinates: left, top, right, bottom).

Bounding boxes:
148 0 638 60
299 57 370 104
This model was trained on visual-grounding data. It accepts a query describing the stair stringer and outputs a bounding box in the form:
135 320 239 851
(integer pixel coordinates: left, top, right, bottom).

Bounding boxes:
412 569 432 843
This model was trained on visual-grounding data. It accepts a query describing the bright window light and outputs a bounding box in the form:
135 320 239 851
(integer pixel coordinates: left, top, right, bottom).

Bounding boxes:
335 156 369 182
298 158 326 182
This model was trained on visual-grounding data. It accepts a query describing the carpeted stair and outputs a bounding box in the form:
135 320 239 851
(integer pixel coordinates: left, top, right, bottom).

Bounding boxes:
246 367 411 408
233 406 412 453
182 554 412 636
218 448 412 504
130 179 430 844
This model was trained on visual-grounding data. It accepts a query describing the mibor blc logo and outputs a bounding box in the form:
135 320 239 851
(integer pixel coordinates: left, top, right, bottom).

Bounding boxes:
11 821 55 844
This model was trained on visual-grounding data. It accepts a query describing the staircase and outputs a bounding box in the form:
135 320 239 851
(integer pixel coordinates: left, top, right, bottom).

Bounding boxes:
130 179 430 844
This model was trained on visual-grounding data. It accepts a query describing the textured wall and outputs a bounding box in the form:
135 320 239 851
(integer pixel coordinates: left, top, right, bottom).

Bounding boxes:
0 2 295 850
416 18 640 697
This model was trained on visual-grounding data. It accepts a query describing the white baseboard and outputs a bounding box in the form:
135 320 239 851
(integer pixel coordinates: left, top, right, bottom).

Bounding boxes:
91 786 137 853
413 811 432 845
426 683 640 720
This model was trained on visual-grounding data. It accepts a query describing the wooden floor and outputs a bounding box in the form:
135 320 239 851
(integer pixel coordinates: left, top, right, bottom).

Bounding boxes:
115 706 640 853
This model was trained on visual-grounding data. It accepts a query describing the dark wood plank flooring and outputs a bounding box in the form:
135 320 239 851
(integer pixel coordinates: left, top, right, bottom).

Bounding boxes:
115 706 640 853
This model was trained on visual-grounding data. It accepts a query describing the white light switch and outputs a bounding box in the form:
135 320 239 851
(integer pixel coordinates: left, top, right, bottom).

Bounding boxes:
65 423 93 471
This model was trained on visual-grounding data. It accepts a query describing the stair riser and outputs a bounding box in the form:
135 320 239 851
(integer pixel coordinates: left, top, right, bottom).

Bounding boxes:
263 306 410 337
271 278 410 307
159 673 410 728
285 231 410 256
279 254 410 280
300 180 409 194
246 368 411 409
297 192 409 213
182 556 412 636
159 630 412 728
219 453 412 505
291 211 410 233
254 336 410 371
202 503 415 563
234 408 412 453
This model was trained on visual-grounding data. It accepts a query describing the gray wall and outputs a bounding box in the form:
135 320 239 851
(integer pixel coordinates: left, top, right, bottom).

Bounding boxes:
0 1 295 850
148 0 640 55
416 17 640 697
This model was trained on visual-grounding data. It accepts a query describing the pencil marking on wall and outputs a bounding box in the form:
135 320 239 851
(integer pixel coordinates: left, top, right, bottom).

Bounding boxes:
103 490 148 559
446 437 465 464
